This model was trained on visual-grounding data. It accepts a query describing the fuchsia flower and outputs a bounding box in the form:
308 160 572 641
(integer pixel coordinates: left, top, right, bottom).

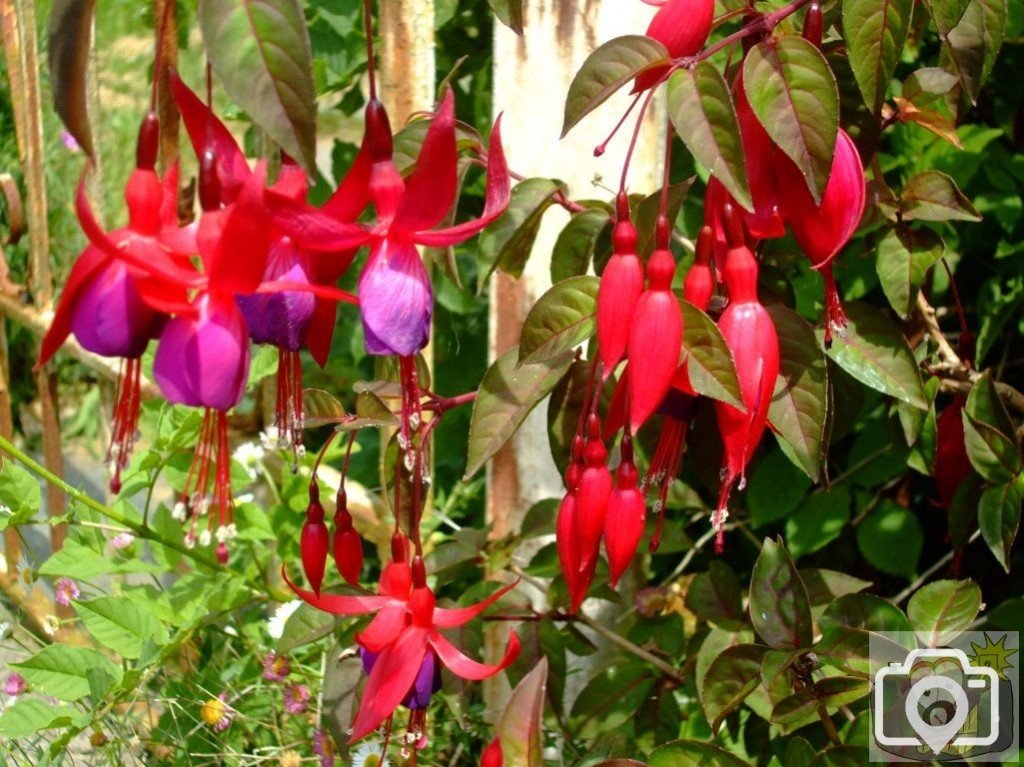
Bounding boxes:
284 536 519 743
633 0 715 92
39 113 197 494
54 577 80 607
315 90 509 357
596 194 643 377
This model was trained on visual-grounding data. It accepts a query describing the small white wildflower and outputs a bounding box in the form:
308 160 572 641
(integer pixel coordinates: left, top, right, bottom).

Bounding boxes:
172 501 188 521
235 493 254 505
267 600 302 640
199 530 212 547
42 615 60 636
352 741 390 767
260 426 280 450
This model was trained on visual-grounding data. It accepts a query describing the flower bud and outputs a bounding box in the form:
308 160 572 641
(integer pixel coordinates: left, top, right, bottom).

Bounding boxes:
597 193 644 376
575 416 612 576
481 739 504 767
634 0 715 92
136 111 160 171
300 491 330 596
604 446 645 587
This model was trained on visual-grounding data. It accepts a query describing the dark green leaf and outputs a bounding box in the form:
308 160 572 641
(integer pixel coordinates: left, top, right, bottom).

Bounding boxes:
478 179 562 286
856 501 923 578
979 481 1021 572
771 676 870 726
680 300 744 410
686 561 745 630
907 578 982 645
843 0 913 112
701 644 768 733
551 208 611 283
902 67 960 105
488 0 524 34
519 276 598 366
465 347 574 479
767 305 828 481
199 0 317 175
900 171 982 222
47 0 96 157
809 747 869 767
785 487 852 559
876 226 946 318
667 64 751 210
749 537 813 650
800 569 873 606
826 302 928 409
743 38 839 204
941 0 1009 103
634 181 694 259
547 361 615 476
649 740 754 767
561 36 669 137
303 388 347 428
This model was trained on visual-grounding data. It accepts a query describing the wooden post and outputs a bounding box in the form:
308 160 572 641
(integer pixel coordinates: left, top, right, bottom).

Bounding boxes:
376 0 435 125
154 0 179 174
485 0 663 713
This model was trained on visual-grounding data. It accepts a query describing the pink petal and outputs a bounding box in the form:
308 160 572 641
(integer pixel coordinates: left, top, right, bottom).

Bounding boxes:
282 566 390 615
429 629 520 681
356 602 410 652
432 580 519 628
393 89 458 233
349 626 430 742
413 115 510 247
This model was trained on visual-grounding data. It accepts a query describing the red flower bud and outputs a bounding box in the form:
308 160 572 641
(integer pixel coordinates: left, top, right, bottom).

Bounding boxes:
803 1 823 48
575 416 612 576
627 225 683 430
713 209 780 550
481 738 504 767
301 482 330 596
556 489 582 607
735 80 787 240
135 111 160 171
216 542 230 565
683 225 715 313
597 193 643 377
634 0 715 92
604 443 645 587
934 396 971 509
333 489 364 586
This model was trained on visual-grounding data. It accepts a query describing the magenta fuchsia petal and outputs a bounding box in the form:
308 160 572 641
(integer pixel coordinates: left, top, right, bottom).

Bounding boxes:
393 88 459 233
71 258 164 359
39 245 112 367
431 580 519 628
358 238 432 356
153 293 250 411
356 602 411 652
281 566 390 615
349 626 430 742
412 115 510 247
429 629 520 681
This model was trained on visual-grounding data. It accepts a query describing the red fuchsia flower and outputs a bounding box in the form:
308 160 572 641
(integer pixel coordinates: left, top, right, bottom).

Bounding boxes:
263 652 291 682
633 0 715 92
604 436 645 587
4 672 27 696
301 479 331 596
556 436 587 612
282 683 310 715
333 487 364 586
734 77 788 241
329 90 509 358
54 577 80 607
775 129 866 344
596 193 643 378
713 207 780 551
574 415 613 579
627 215 684 431
284 540 519 744
38 113 196 494
171 73 366 456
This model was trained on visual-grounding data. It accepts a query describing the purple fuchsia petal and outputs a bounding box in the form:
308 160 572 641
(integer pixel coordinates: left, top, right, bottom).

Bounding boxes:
358 238 432 357
236 238 316 351
71 257 165 359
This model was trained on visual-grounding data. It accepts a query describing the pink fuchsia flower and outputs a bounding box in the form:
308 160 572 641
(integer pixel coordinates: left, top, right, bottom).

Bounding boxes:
312 728 336 767
4 672 27 696
263 652 291 682
54 577 80 607
282 683 309 715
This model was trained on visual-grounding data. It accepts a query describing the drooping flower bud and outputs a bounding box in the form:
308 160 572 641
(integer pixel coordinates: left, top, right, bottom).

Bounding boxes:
597 193 643 377
776 129 865 343
634 0 715 92
683 225 715 313
627 216 683 430
575 415 613 576
803 1 823 48
713 207 780 551
135 111 160 171
481 738 504 767
332 488 364 586
301 481 330 596
604 440 645 587
557 437 585 609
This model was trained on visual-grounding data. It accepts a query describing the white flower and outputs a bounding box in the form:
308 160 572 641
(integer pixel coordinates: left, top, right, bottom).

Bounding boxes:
233 442 265 480
267 600 302 640
42 615 60 636
352 741 390 767
260 427 280 450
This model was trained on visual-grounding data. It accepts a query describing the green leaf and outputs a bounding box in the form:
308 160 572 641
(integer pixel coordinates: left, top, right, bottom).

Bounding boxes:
842 0 913 112
12 645 121 702
686 561 745 630
907 578 982 646
0 699 85 738
198 0 317 175
767 305 828 481
900 171 982 222
931 0 972 32
495 658 546 767
785 487 852 559
965 370 1015 435
303 388 347 428
876 226 946 318
701 644 767 733
680 300 744 410
783 738 817 767
649 740 754 767
749 537 813 650
561 36 669 137
941 0 1009 103
771 677 870 726
800 569 873 606
809 747 870 767
856 501 923 578
278 603 341 652
902 67 960 105
518 276 599 366
826 302 927 409
962 377 1022 483
667 63 751 211
477 179 562 286
0 460 42 529
979 481 1021 572
634 181 694 259
743 38 839 204
488 0 524 34
39 538 161 580
465 347 574 479
76 596 168 659
551 208 611 283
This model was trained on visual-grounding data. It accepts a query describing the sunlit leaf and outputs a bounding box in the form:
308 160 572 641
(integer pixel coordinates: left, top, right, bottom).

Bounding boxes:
519 276 598 366
907 578 981 646
842 0 913 112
